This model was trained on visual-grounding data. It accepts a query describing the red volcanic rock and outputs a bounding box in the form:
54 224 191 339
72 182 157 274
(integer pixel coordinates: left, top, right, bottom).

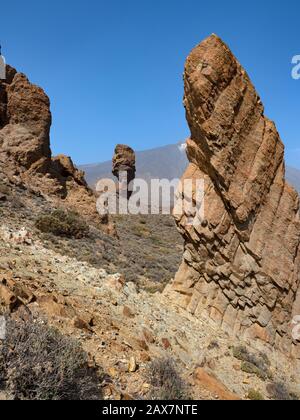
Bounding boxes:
112 144 136 178
0 65 111 232
112 144 136 200
166 34 300 357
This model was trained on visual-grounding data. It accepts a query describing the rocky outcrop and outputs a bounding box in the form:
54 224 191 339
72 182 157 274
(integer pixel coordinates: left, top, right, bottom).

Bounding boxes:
0 65 111 232
1 223 298 400
112 144 136 200
166 35 300 357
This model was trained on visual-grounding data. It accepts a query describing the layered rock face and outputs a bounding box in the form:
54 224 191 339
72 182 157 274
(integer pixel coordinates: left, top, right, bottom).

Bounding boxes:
166 35 300 356
0 65 110 231
112 144 136 200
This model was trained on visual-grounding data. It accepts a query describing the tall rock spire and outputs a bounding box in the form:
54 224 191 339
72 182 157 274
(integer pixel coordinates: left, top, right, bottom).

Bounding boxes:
0 64 113 233
166 34 300 358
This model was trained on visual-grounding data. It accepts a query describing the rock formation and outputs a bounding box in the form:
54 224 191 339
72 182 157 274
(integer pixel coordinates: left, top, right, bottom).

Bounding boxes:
0 65 111 232
166 35 300 357
112 144 136 200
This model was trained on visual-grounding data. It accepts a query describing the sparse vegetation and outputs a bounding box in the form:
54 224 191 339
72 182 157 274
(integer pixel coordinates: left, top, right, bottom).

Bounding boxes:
241 361 268 381
0 317 102 400
233 346 272 381
1 177 183 291
267 382 299 401
247 389 265 400
39 213 182 289
146 357 191 400
131 222 151 238
232 345 251 361
35 209 89 239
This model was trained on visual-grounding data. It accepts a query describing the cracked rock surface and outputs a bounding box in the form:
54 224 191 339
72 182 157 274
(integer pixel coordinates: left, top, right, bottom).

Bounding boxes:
166 34 300 358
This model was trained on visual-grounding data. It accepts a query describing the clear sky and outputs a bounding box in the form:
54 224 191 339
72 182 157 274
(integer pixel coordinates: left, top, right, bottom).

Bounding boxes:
1 0 300 166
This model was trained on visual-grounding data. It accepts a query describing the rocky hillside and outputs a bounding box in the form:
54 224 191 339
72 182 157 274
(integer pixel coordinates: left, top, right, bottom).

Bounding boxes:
0 36 300 401
0 183 298 400
0 163 183 292
0 65 113 234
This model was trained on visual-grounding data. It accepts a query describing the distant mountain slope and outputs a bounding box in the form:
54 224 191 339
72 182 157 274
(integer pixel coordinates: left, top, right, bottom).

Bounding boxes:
80 143 189 187
80 144 300 194
286 166 300 194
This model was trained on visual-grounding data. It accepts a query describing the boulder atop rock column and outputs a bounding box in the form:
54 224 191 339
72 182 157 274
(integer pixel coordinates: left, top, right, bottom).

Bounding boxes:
112 144 136 200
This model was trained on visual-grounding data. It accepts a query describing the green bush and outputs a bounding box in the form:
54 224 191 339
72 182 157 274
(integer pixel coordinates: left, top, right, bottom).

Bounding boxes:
247 389 265 400
233 346 271 381
146 358 191 400
35 209 89 239
0 317 102 400
232 346 251 362
241 362 268 381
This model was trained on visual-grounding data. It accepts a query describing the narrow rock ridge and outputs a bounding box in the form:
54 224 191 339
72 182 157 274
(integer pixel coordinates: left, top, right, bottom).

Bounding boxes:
0 65 112 232
166 35 300 357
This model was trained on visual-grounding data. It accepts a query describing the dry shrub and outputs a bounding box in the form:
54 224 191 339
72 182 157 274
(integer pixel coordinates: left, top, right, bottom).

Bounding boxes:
247 389 264 400
233 346 271 381
146 357 190 400
267 382 299 401
0 317 102 400
35 209 89 239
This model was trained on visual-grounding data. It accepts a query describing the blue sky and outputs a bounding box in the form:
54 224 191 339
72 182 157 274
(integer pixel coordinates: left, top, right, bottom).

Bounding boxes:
1 0 300 166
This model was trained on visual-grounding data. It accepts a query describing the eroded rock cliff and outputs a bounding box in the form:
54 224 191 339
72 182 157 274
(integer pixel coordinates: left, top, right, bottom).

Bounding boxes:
0 65 111 232
166 35 300 357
